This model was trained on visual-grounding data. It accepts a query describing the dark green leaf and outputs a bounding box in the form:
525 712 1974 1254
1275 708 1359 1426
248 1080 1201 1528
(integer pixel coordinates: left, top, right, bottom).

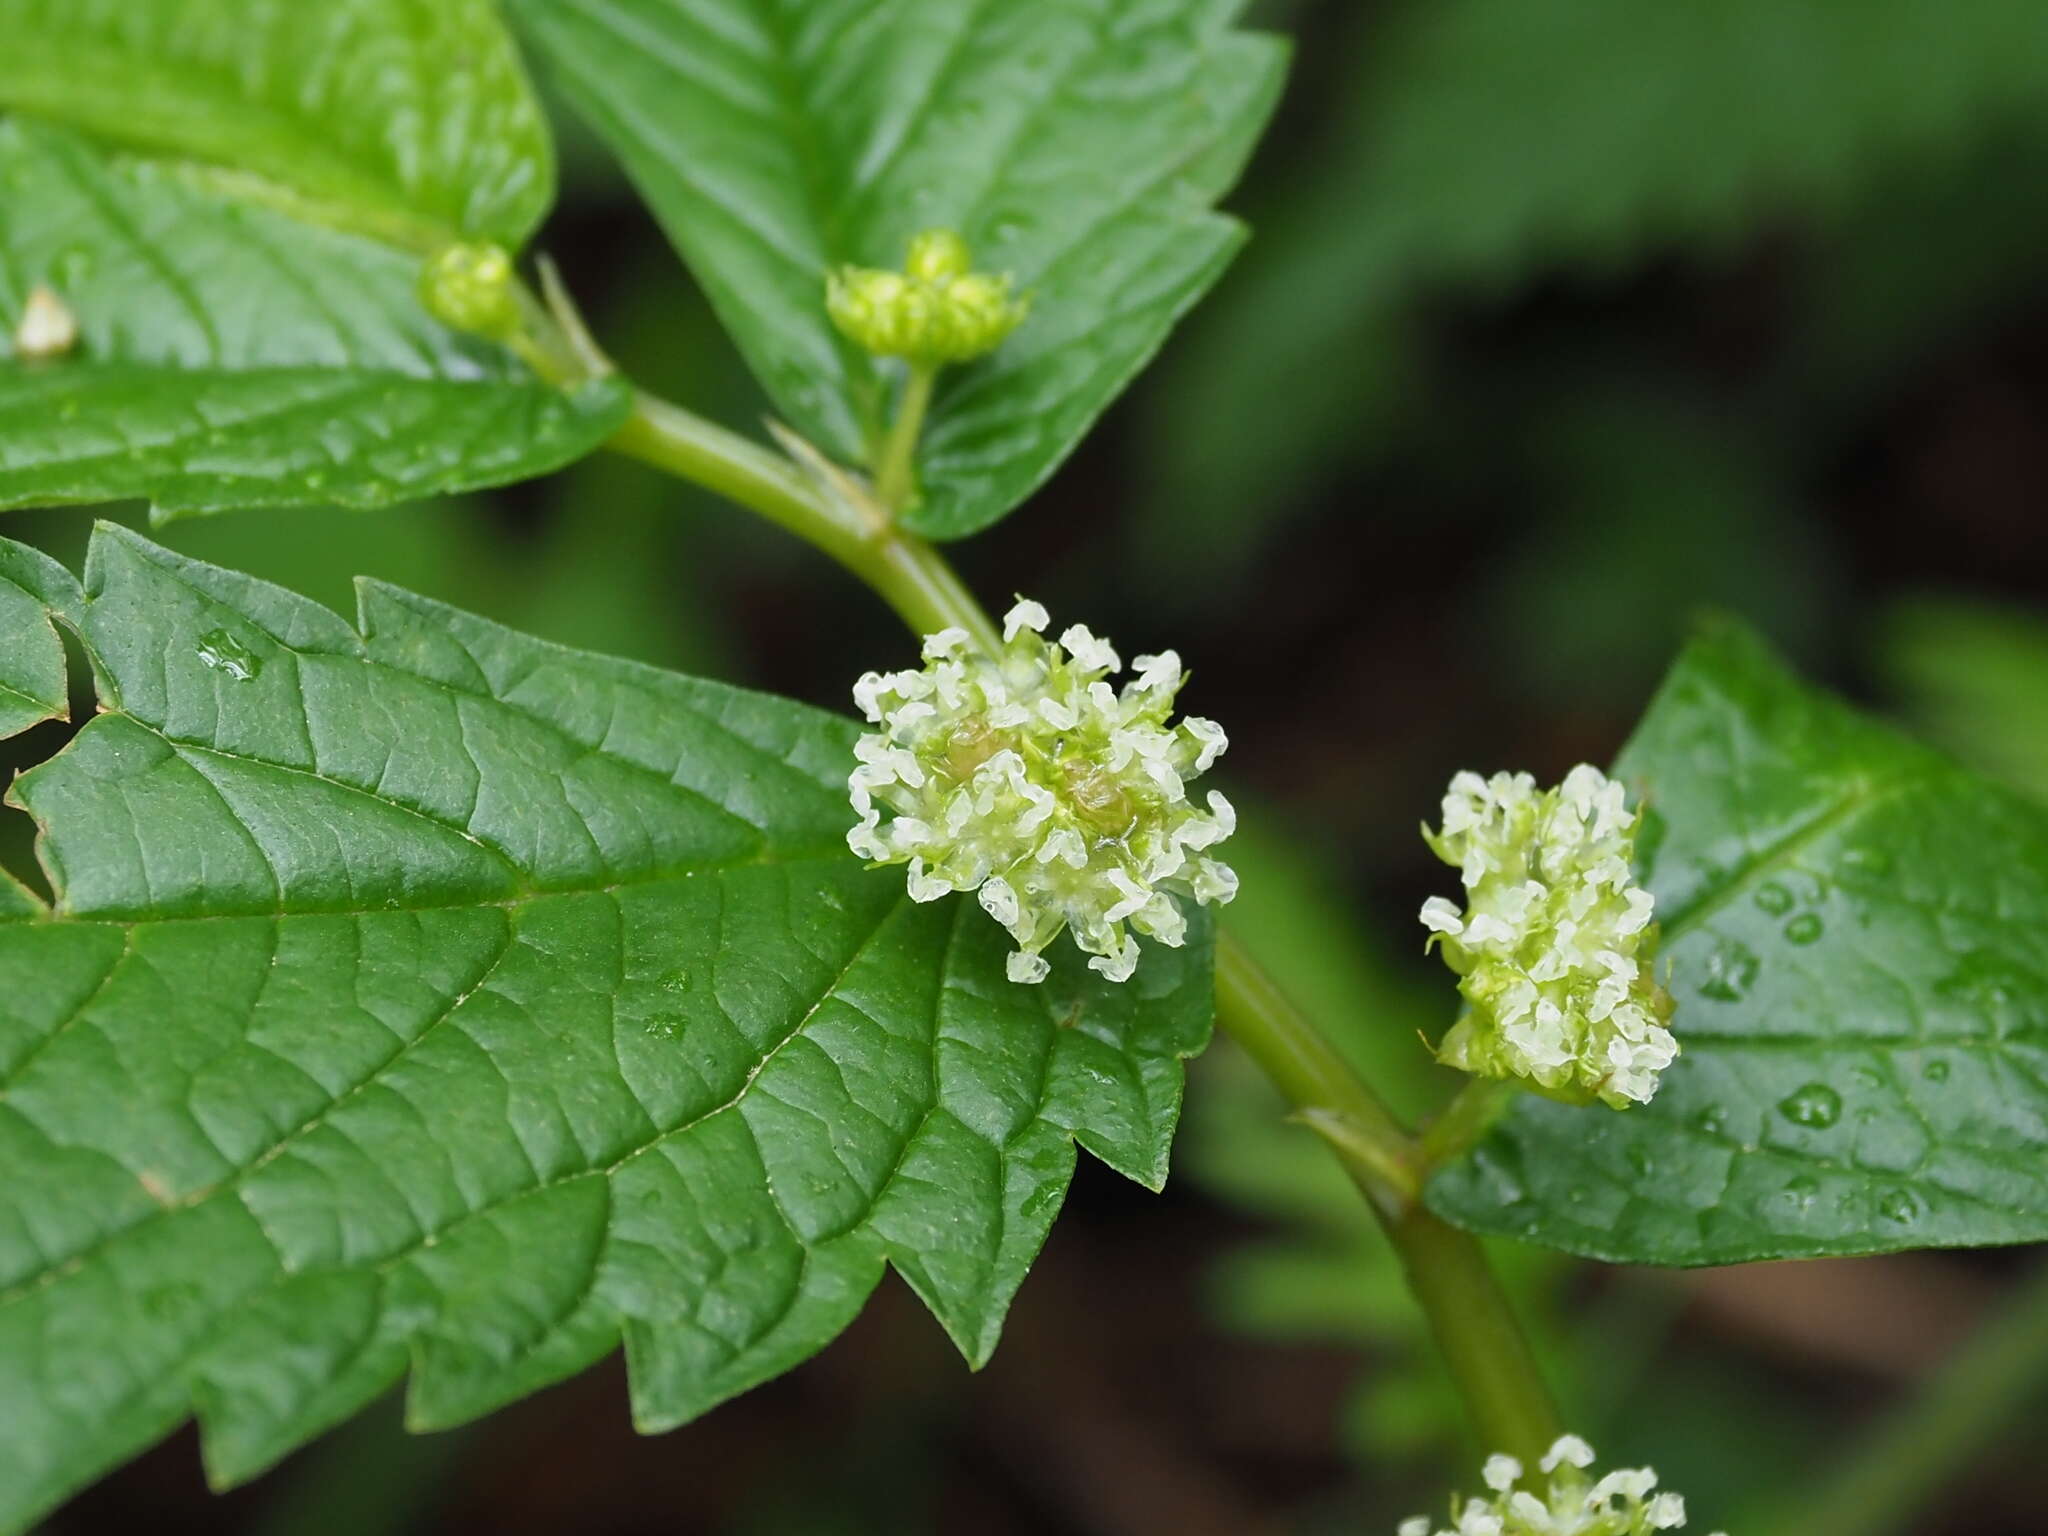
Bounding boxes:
1427 621 2048 1265
0 525 1210 1530
0 0 553 248
0 539 69 739
508 0 1284 539
0 121 628 518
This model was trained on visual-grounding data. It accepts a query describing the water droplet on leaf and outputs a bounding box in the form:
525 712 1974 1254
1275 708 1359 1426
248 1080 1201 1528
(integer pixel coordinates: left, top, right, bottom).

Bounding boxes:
1784 913 1824 945
1923 1058 1951 1083
1778 1082 1842 1129
1698 938 1759 1002
195 628 261 681
1754 881 1794 915
1782 1175 1819 1212
1879 1188 1921 1224
1692 1104 1730 1136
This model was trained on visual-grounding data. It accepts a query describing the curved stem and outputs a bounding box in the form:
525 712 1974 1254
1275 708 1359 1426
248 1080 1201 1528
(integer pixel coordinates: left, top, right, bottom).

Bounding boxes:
590 367 1560 1460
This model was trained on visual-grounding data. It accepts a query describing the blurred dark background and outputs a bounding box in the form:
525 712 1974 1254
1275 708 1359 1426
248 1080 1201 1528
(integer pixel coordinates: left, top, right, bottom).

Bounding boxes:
20 0 2048 1530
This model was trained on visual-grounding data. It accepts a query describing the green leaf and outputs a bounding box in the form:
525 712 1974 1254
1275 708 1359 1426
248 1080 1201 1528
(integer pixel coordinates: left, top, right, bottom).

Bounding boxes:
1427 621 2048 1265
0 524 1210 1531
0 121 629 518
507 0 1284 539
1145 0 2048 566
0 539 69 740
0 0 553 249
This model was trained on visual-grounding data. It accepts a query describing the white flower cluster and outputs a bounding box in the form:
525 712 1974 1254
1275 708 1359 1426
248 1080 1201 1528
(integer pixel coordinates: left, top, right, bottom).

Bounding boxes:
1419 766 1677 1108
1400 1435 1725 1536
848 599 1237 984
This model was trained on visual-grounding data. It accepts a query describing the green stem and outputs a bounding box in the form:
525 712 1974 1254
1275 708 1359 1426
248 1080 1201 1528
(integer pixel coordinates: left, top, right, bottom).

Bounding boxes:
873 362 938 513
590 367 1560 1460
1213 934 1562 1464
1775 1262 2048 1536
607 391 999 653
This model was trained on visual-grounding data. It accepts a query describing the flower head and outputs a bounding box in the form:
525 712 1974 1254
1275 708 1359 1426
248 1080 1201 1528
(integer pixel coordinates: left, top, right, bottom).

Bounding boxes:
1420 766 1676 1108
1399 1435 1724 1536
827 228 1029 365
847 600 1236 984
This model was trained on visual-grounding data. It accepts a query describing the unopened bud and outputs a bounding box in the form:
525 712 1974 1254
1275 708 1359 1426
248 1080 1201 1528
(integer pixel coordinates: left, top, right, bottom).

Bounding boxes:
419 242 522 343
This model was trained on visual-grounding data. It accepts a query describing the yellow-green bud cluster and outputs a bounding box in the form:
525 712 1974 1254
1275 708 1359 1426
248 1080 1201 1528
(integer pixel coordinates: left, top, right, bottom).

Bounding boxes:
1401 1436 1724 1536
847 599 1236 984
826 228 1028 365
418 242 522 342
1420 766 1677 1108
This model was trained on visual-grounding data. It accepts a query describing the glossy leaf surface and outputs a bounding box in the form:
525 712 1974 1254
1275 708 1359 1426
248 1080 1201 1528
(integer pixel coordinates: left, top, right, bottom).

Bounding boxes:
1429 624 2048 1265
510 0 1284 538
0 526 1211 1530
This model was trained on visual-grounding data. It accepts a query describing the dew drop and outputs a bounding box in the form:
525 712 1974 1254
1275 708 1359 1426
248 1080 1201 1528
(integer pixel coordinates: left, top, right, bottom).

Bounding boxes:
1625 1143 1655 1178
1879 1187 1922 1224
1754 881 1794 915
1778 1082 1842 1129
659 968 690 994
195 628 261 682
1783 913 1824 945
1841 846 1894 879
1692 1104 1730 1136
1923 1058 1951 1083
1851 1065 1884 1090
1698 938 1759 1002
641 1014 684 1041
1782 1175 1819 1213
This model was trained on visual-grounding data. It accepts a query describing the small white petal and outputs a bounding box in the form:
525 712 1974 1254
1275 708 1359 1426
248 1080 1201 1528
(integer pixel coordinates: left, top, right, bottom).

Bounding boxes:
1542 1434 1596 1472
1420 896 1465 935
1646 1493 1686 1529
1059 623 1120 673
1006 950 1050 984
1087 934 1140 983
1481 1453 1521 1492
922 625 971 660
1002 598 1049 641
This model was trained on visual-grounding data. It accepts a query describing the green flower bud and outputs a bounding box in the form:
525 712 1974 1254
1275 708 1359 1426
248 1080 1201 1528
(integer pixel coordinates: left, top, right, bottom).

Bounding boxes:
905 227 972 283
419 242 522 342
825 228 1029 366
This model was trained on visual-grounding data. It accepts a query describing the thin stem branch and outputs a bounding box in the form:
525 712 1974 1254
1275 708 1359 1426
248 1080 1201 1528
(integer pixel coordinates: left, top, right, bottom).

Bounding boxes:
569 321 1562 1460
1213 933 1562 1465
873 362 938 513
